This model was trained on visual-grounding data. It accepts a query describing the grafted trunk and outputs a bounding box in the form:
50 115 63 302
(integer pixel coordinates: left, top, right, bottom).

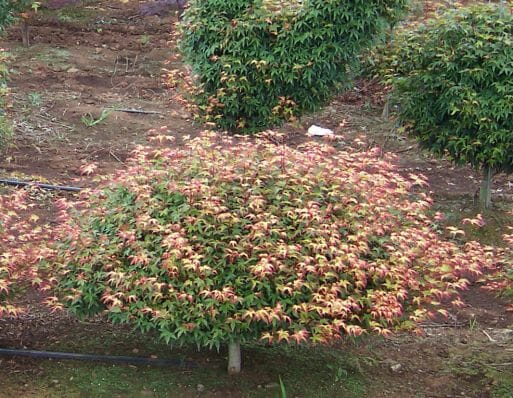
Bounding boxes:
382 96 390 119
21 19 30 47
479 167 494 209
499 0 506 18
227 340 241 374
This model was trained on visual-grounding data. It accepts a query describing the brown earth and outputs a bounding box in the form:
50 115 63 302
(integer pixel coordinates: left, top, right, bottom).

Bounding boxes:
0 1 512 397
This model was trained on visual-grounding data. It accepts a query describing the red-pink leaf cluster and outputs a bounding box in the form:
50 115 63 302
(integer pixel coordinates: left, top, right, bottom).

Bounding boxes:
38 132 501 347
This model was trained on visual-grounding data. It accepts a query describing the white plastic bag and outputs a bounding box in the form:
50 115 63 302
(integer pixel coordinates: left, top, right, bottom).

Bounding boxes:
307 125 334 137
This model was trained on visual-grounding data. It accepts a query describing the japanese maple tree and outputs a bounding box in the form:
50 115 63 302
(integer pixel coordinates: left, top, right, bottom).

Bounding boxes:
43 132 496 373
379 4 513 208
180 0 408 132
0 1 40 46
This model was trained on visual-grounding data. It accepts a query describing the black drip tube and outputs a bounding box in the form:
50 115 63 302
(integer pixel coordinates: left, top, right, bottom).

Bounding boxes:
0 348 196 368
0 179 82 192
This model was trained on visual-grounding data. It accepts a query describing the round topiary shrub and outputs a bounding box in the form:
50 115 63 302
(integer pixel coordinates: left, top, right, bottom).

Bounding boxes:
379 4 513 207
179 0 408 133
43 132 493 373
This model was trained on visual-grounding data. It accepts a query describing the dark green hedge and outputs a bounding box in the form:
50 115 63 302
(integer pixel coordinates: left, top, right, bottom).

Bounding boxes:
384 4 513 173
180 0 407 133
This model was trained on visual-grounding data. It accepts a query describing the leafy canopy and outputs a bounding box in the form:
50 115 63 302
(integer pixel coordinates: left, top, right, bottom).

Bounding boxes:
378 4 513 172
0 1 39 29
180 0 407 133
43 132 494 348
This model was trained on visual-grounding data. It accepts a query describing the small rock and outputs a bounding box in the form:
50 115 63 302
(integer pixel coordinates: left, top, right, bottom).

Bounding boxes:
132 348 139 354
390 363 402 373
196 384 205 392
264 382 279 389
94 48 102 54
67 67 80 74
50 379 60 385
128 25 137 32
49 65 68 72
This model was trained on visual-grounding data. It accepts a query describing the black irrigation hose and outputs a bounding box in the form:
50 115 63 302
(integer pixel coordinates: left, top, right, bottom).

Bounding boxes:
0 348 197 368
0 179 82 192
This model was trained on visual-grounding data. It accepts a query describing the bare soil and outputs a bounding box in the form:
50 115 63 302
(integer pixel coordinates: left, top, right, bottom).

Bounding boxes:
0 1 512 397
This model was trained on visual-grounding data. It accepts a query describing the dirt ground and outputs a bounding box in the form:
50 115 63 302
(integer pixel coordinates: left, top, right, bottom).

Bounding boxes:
0 1 512 397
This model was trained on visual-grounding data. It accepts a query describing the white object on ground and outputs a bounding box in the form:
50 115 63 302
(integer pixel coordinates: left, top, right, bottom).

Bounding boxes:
307 125 334 137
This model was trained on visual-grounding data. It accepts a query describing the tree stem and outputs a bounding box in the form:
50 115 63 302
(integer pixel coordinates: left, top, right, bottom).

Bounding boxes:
479 167 494 209
227 340 241 374
499 0 506 18
21 19 30 47
382 95 390 119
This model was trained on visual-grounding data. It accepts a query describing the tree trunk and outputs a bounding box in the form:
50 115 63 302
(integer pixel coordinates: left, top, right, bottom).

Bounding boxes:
499 0 506 18
479 167 494 209
21 19 30 47
382 96 390 119
227 340 241 374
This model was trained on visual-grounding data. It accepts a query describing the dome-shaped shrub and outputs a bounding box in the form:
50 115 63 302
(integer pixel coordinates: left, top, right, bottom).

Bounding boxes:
44 132 493 373
180 0 408 132
380 4 513 207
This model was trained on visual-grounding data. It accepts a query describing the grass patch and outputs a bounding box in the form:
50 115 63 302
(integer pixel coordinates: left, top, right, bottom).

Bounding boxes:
0 114 13 148
31 323 368 397
492 376 513 398
434 198 513 246
39 1 99 24
33 47 72 72
445 348 513 398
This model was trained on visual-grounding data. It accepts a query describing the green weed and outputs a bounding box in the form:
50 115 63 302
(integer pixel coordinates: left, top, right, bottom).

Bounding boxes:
27 92 42 107
81 109 111 127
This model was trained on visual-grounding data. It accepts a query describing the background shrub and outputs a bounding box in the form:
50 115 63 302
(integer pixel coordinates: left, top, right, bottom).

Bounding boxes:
0 1 37 29
43 132 494 372
180 0 408 133
373 4 513 206
0 1 40 46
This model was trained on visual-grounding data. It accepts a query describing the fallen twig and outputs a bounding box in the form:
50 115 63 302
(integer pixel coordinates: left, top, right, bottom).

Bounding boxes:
109 150 125 164
488 362 513 367
396 145 415 154
483 330 497 343
115 108 162 115
37 112 75 130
